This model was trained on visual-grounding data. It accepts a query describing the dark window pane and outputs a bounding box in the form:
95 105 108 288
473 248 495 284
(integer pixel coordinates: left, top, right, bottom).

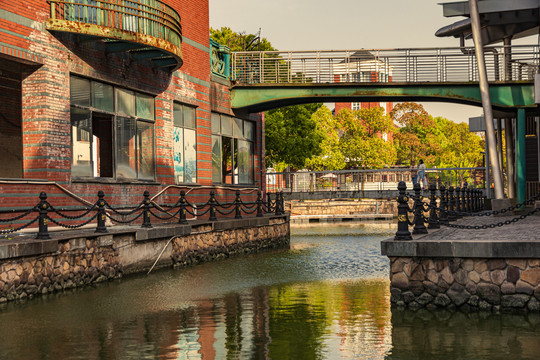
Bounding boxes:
116 88 135 117
136 93 154 120
116 117 137 178
211 113 220 134
222 137 233 184
244 121 254 141
92 82 113 112
221 115 233 136
183 106 196 128
174 102 183 127
70 77 90 107
212 135 222 183
137 120 154 180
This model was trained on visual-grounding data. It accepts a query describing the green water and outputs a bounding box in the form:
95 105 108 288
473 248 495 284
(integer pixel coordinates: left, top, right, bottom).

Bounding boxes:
0 223 539 359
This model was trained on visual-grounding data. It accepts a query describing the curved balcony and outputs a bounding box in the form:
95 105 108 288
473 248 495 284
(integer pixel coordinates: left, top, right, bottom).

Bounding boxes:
47 0 183 71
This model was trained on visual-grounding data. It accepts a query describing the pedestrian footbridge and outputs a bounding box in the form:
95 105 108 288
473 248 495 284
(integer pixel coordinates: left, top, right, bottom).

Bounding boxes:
228 46 538 114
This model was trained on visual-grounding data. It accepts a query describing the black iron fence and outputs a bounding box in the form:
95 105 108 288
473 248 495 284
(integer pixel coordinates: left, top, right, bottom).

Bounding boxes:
0 190 285 240
394 181 540 240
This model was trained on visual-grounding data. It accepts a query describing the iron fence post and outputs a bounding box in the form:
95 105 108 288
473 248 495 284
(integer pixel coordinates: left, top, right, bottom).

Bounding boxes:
428 183 440 229
209 191 217 221
36 192 50 240
142 191 152 228
266 192 271 213
455 186 462 218
178 190 187 224
439 185 449 225
448 186 457 221
235 190 242 219
394 181 412 240
274 191 281 215
95 191 107 233
257 190 263 217
413 183 428 234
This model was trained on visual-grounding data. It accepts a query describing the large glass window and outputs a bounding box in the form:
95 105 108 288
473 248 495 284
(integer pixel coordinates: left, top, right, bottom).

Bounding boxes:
70 75 155 180
173 103 197 183
211 113 255 184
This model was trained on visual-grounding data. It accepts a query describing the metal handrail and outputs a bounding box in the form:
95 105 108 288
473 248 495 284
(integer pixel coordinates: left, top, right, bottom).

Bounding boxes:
48 0 182 48
231 45 539 84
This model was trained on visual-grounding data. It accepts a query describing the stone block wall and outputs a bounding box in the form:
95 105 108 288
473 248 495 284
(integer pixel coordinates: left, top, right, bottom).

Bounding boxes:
390 257 540 312
289 200 397 216
0 237 121 303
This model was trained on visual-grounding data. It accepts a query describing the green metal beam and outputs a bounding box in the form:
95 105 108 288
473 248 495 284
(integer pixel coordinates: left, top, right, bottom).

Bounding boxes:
230 82 536 112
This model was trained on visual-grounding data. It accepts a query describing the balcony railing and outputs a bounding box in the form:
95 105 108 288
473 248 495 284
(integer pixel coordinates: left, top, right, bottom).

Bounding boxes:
47 0 183 71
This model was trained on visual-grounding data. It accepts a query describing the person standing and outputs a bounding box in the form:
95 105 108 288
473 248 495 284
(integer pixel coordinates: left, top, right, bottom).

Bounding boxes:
418 160 427 190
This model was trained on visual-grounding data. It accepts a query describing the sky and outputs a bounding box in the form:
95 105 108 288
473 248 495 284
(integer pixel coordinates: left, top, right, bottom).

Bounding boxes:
209 0 537 123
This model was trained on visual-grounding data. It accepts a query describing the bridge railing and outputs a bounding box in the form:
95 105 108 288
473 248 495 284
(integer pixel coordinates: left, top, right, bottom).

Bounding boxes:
265 167 487 193
231 45 539 84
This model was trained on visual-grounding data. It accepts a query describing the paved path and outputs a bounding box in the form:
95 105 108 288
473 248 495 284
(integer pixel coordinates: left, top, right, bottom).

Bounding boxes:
418 211 540 241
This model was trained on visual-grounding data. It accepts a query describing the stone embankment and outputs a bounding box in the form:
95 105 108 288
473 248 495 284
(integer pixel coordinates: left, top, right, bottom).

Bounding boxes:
389 257 540 312
0 215 289 303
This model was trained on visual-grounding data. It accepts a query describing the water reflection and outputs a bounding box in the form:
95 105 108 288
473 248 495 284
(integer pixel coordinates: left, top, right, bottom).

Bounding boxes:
0 223 538 359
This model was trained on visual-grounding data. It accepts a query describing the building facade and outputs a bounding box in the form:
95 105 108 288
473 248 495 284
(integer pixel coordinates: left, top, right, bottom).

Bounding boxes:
0 0 264 211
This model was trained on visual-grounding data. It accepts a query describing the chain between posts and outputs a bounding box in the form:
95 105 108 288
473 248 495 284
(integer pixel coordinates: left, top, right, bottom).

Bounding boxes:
0 189 286 240
394 181 540 241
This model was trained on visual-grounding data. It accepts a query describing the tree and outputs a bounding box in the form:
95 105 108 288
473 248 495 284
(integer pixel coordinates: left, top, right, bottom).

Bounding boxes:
210 27 276 52
305 107 346 170
336 107 396 169
391 102 441 166
265 104 325 170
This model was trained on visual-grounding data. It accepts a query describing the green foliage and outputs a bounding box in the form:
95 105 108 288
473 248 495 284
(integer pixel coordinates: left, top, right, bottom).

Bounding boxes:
265 104 325 170
210 27 276 51
336 107 396 169
304 107 346 170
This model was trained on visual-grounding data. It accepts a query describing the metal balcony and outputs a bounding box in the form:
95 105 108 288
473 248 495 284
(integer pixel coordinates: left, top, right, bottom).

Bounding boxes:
47 0 183 71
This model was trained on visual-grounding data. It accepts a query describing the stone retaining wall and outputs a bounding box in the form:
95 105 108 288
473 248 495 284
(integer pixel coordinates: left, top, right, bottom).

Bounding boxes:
390 257 540 312
0 216 290 303
289 200 397 216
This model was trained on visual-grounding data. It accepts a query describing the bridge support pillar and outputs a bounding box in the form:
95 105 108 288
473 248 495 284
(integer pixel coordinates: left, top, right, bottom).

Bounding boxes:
516 108 526 205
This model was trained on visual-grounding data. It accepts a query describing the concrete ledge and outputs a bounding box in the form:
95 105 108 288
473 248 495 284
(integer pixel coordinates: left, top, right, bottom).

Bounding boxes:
382 239 540 259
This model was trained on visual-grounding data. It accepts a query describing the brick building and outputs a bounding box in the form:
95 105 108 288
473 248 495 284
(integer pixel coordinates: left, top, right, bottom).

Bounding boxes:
0 0 264 211
333 50 394 142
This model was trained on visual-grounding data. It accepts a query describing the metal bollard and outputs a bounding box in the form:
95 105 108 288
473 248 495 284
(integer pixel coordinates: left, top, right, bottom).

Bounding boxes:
178 190 188 224
209 191 217 221
394 181 412 240
36 192 50 239
235 190 243 219
142 191 152 228
428 183 439 229
266 192 271 214
256 190 263 217
412 183 428 234
95 191 108 233
439 185 449 225
448 186 457 221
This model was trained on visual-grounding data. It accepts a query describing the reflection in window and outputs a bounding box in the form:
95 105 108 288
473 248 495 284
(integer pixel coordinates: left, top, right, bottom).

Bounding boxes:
173 103 197 183
211 113 255 184
70 75 155 180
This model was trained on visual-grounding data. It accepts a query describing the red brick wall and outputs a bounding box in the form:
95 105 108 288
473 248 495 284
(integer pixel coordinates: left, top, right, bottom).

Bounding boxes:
0 0 264 213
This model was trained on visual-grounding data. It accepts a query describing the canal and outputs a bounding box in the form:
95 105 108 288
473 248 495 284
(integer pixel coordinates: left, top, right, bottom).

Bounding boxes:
0 223 539 359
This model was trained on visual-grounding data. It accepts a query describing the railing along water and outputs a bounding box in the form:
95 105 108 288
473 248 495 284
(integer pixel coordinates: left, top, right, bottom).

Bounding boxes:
0 190 285 240
266 167 487 193
231 46 539 84
48 0 182 48
393 181 540 241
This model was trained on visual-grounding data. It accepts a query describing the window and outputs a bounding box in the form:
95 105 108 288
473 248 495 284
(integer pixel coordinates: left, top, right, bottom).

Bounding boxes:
211 113 254 184
70 75 155 180
173 103 197 183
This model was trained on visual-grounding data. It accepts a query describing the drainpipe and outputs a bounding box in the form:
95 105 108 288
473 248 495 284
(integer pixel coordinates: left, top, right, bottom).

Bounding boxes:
468 0 504 199
503 37 516 200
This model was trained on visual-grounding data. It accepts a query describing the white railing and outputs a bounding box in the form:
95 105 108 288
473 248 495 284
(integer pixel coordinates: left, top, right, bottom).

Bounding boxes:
232 45 539 84
266 167 487 193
